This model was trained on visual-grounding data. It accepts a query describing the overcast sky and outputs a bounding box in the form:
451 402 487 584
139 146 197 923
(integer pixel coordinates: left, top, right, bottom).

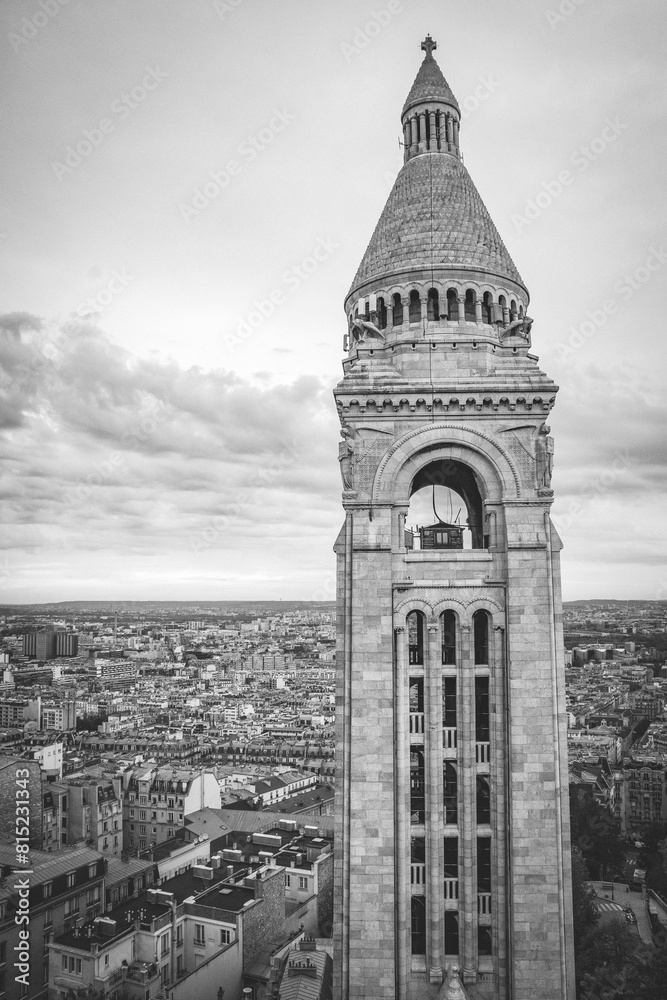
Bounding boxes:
1 0 665 603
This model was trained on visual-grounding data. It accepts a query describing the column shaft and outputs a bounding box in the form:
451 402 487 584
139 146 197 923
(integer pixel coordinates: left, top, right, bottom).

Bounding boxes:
459 624 477 982
427 623 443 983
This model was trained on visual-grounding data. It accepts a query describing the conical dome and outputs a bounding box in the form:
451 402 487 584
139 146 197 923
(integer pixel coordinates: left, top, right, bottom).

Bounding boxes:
348 153 526 298
402 37 459 116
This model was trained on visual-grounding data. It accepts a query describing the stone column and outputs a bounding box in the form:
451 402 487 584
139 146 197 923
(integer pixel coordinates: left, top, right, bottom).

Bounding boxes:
410 116 418 155
474 297 482 324
457 296 466 325
395 625 409 1000
418 112 427 152
459 623 477 983
492 624 508 998
403 121 411 162
429 110 437 151
453 118 460 154
446 114 454 151
426 622 443 983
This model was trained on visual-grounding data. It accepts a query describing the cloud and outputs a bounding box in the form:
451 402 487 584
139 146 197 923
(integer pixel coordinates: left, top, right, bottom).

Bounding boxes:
0 319 341 598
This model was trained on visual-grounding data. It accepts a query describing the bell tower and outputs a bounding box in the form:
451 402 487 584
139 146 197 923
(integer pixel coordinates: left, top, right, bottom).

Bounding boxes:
333 38 575 1000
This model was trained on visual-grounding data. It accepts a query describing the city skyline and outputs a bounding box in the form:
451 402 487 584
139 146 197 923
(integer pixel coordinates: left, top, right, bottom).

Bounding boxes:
1 0 665 603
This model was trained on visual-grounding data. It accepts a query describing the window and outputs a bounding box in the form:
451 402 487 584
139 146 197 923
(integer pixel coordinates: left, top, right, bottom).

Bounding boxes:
285 874 291 888
43 881 52 899
176 924 183 947
478 926 493 956
298 876 308 890
473 610 489 665
476 777 491 825
0 943 5 965
220 928 232 945
160 934 170 957
444 912 459 955
104 954 109 968
441 611 457 665
62 955 68 972
443 837 458 880
475 677 490 744
477 838 492 893
410 896 426 954
43 908 52 928
87 887 101 907
67 872 75 888
194 924 205 945
410 749 425 824
88 863 97 878
443 763 458 825
65 896 79 916
0 970 5 995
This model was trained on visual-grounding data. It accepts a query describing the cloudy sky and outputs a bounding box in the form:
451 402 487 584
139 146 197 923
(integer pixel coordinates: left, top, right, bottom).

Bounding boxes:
1 0 665 603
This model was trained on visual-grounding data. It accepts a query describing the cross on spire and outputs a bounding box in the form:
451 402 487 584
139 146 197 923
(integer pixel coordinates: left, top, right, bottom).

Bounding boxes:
421 35 437 58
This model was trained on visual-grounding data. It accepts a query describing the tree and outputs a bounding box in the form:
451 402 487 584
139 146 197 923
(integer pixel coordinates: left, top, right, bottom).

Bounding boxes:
571 846 599 941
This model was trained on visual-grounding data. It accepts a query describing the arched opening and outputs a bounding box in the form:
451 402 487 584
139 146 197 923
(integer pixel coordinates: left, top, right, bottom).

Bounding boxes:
441 610 457 664
409 289 421 323
478 927 493 956
519 303 524 318
482 291 493 324
392 293 404 326
444 912 459 955
499 294 508 324
407 611 425 665
473 610 490 664
411 896 426 954
476 776 490 825
410 750 425 825
427 288 440 321
446 288 458 321
510 298 517 319
406 459 486 550
377 296 387 330
443 762 457 824
464 289 476 322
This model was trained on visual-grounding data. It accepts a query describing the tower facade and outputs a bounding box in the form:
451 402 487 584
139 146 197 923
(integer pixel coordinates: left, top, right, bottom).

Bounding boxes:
333 39 575 1000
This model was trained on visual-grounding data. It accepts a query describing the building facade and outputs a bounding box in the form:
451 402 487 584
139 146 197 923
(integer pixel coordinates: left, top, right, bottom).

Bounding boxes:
333 39 575 1000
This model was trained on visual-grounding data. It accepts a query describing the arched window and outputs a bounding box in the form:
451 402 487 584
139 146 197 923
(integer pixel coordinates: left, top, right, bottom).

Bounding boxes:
407 611 424 665
407 460 485 550
411 897 426 954
441 610 456 664
473 610 490 665
409 289 421 323
392 293 403 326
510 299 517 319
427 288 440 321
446 288 458 321
478 927 493 956
476 776 490 825
464 289 476 322
410 750 425 825
377 296 387 330
482 291 493 324
519 303 524 318
444 912 459 955
443 762 457 825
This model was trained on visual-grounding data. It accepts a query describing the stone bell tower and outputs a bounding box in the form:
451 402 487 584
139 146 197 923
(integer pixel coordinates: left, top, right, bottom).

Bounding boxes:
333 37 575 1000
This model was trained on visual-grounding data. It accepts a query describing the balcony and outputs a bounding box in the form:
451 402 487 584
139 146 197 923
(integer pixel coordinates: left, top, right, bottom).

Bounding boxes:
410 863 426 887
444 878 458 901
476 742 490 767
410 713 425 736
478 892 492 920
443 727 457 756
